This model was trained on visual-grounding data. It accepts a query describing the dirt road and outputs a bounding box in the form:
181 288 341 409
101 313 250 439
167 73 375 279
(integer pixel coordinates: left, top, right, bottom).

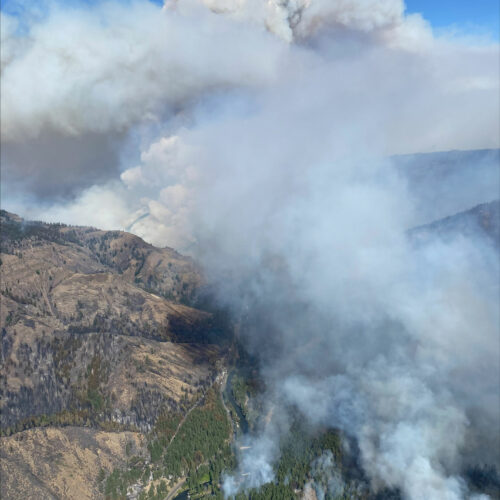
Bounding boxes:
165 478 186 500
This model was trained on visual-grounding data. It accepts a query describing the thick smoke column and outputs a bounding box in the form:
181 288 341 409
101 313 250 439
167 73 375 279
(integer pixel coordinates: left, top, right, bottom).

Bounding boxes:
200 125 499 499
1 1 499 499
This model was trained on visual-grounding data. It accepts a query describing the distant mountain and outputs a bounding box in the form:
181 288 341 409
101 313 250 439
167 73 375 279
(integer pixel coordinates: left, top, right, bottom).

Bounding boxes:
409 199 500 247
394 149 499 225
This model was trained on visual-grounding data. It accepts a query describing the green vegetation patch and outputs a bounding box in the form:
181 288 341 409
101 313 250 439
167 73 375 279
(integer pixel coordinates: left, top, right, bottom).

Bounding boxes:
104 387 233 500
164 388 231 476
228 423 344 500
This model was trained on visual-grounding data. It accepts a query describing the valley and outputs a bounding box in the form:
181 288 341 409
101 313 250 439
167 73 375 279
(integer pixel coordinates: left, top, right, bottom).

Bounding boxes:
1 203 499 500
0 210 357 500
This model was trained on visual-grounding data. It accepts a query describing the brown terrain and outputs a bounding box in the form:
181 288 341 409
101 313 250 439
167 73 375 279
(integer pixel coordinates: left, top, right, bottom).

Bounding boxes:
0 210 231 499
1 427 145 499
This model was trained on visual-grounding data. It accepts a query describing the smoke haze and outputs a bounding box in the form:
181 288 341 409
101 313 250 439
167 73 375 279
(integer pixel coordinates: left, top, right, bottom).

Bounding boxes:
1 1 499 498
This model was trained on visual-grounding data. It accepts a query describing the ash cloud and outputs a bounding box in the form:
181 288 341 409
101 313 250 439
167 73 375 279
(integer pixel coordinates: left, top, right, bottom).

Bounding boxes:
1 1 499 499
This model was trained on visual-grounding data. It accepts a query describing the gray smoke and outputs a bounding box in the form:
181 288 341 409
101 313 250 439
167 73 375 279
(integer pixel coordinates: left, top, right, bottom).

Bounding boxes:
209 139 500 499
1 1 499 499
307 451 351 500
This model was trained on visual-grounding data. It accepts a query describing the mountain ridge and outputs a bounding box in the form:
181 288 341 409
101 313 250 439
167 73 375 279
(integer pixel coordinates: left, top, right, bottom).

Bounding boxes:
1 199 498 499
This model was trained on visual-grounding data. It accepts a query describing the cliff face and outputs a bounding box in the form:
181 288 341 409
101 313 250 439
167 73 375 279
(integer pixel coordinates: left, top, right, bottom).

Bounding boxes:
0 210 229 432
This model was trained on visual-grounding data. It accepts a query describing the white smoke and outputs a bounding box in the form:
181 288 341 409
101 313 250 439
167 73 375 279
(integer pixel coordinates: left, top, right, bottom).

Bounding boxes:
192 0 433 49
1 1 286 140
307 450 352 500
223 429 280 496
1 1 499 499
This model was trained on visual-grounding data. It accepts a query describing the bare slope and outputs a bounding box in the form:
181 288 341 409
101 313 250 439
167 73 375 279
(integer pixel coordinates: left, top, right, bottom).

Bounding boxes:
0 211 230 499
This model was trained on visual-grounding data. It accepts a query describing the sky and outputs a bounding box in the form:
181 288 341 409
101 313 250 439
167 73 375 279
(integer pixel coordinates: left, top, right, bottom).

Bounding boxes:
1 0 498 39
1 0 499 238
405 0 500 39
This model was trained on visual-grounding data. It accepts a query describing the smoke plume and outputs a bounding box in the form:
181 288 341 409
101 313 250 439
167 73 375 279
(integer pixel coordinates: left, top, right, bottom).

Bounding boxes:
1 1 499 499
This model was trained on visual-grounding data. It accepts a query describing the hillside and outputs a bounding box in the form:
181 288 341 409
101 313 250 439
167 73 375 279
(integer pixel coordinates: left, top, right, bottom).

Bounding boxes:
409 199 500 247
394 149 499 225
1 199 498 500
0 211 233 499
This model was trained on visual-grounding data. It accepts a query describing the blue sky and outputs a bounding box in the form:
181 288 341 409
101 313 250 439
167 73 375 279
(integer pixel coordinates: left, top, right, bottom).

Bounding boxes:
405 0 499 39
1 0 499 40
